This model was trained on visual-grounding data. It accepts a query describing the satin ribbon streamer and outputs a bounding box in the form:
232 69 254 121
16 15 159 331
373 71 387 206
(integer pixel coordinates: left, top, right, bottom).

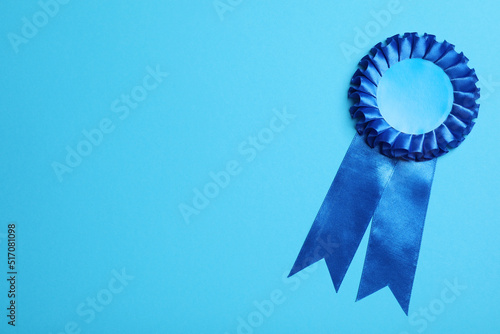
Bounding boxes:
289 33 479 314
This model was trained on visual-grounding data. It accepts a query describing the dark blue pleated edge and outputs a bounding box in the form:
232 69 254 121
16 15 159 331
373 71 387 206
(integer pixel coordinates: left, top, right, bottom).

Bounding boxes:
348 33 480 161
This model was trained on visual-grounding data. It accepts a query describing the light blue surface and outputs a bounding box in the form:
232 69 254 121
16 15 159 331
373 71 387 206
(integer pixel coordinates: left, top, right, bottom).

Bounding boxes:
0 0 499 333
377 59 454 134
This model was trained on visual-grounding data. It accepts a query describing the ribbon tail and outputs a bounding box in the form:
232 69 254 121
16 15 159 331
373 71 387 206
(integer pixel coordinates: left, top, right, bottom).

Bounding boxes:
289 135 397 291
356 158 437 314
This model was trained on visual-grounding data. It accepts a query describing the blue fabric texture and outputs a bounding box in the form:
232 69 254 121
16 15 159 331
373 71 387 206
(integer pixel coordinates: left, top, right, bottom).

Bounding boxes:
289 33 480 314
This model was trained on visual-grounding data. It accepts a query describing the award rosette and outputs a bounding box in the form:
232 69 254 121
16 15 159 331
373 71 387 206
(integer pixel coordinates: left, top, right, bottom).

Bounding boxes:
289 33 479 314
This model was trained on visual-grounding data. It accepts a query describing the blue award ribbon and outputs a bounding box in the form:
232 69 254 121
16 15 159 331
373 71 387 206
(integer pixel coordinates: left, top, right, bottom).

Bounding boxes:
289 33 479 314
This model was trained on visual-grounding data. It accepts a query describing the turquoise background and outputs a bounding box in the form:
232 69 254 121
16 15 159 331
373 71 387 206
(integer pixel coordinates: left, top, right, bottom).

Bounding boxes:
0 0 499 333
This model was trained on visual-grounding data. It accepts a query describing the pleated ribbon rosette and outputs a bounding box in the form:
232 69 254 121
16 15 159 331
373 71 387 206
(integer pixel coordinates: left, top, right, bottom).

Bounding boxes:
289 33 479 314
